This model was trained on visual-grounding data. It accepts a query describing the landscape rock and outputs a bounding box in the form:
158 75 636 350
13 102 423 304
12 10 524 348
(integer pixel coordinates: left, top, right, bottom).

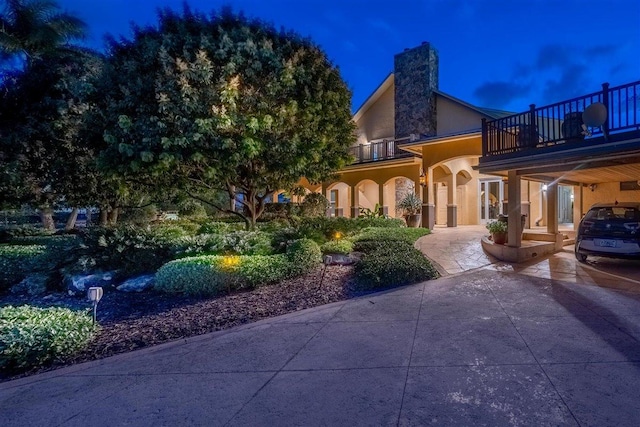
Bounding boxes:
10 274 48 296
65 272 116 296
116 275 155 293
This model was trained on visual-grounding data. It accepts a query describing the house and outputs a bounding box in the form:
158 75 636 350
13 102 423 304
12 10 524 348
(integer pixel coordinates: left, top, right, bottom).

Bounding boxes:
296 42 640 260
298 42 541 230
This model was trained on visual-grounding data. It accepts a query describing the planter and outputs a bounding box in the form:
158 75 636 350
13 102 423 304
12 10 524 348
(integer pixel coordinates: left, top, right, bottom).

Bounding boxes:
492 231 507 245
405 214 422 228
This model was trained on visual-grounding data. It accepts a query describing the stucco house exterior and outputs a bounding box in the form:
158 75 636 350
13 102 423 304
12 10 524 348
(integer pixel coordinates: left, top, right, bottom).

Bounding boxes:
298 42 545 230
296 42 640 260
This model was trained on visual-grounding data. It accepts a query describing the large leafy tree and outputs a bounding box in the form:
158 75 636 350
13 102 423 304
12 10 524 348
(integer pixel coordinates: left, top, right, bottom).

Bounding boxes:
0 48 104 229
0 0 86 69
100 7 355 229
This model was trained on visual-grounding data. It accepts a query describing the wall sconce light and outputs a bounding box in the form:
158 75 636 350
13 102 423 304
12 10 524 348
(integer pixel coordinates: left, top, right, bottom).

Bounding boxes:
419 168 426 187
589 184 597 192
542 184 548 192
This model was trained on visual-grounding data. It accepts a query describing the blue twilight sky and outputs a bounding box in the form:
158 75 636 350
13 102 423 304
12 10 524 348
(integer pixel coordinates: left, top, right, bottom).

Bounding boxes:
57 0 639 113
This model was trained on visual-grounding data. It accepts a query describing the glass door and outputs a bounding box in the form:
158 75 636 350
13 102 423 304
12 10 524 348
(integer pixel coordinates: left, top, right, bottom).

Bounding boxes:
479 180 503 223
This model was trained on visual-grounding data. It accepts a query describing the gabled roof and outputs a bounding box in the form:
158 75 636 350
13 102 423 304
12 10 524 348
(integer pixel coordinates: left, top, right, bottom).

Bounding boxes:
352 73 393 122
352 75 513 123
434 89 514 119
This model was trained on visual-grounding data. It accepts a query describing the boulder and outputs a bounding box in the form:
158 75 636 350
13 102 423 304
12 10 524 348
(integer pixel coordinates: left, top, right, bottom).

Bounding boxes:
65 271 116 296
116 275 155 292
11 274 48 296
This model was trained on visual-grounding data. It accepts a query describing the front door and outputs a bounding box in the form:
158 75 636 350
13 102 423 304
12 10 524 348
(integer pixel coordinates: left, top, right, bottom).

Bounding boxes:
479 180 503 223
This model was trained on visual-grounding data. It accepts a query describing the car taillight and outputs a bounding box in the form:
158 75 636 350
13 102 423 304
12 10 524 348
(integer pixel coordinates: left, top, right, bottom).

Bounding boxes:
624 222 640 232
581 220 594 229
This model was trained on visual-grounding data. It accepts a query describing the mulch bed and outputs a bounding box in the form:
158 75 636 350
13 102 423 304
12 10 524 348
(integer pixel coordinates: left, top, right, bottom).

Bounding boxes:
1 264 371 382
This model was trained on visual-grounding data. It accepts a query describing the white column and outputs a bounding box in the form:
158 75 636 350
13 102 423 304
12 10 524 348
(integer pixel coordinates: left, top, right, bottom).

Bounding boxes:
507 170 522 247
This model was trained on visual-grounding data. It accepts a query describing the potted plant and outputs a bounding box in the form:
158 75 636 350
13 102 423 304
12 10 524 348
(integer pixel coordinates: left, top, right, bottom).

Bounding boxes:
486 220 508 244
397 192 422 227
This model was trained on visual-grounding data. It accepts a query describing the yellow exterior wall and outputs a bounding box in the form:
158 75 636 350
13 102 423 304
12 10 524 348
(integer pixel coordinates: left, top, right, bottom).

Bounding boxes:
583 182 640 209
354 83 395 143
436 96 487 135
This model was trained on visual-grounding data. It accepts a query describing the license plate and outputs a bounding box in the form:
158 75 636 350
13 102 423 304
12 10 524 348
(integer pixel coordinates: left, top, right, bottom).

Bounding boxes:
596 239 617 248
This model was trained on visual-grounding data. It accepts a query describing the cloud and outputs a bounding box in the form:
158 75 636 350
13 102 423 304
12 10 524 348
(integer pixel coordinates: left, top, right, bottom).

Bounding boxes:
535 44 573 70
541 63 590 103
473 42 628 109
473 81 531 108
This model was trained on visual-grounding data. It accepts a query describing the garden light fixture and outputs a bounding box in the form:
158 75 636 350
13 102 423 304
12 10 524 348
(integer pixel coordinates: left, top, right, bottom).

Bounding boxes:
87 287 103 325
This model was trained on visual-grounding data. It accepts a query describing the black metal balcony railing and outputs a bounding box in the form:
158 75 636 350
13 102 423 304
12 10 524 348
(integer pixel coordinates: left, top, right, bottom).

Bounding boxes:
349 139 413 164
482 80 640 157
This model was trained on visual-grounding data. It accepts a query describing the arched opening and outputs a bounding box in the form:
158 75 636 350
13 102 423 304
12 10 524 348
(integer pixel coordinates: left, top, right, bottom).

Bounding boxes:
326 182 349 217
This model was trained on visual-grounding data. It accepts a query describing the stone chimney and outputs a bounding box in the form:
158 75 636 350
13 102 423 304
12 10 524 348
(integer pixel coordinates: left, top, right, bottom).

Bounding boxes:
394 42 439 139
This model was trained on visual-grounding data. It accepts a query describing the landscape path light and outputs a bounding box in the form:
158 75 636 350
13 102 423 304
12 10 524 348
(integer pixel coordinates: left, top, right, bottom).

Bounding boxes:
87 286 103 325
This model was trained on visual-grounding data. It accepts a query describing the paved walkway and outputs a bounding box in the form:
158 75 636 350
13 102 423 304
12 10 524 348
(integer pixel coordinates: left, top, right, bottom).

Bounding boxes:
415 225 496 275
3 228 640 426
417 224 640 291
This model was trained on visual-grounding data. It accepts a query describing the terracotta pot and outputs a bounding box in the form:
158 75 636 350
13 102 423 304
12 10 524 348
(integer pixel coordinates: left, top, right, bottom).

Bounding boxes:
492 231 507 245
405 214 422 228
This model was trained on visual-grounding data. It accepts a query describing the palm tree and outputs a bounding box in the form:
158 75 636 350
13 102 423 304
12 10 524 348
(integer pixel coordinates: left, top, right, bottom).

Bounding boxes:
0 0 86 68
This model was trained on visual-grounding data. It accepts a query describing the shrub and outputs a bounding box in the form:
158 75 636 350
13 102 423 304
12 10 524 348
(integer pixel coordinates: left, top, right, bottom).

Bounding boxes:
0 225 52 242
353 239 415 255
222 230 274 255
300 193 329 217
270 226 303 253
74 225 175 275
174 233 225 257
353 242 438 290
321 239 354 255
261 202 300 221
286 238 322 275
354 217 405 229
197 221 243 234
155 254 289 295
0 305 96 370
297 217 405 244
178 200 208 219
149 224 189 241
353 227 430 245
0 245 47 291
120 205 158 225
155 239 320 296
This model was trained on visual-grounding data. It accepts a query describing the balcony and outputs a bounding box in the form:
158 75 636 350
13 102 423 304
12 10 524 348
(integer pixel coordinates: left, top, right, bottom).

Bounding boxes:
349 139 414 164
480 80 640 171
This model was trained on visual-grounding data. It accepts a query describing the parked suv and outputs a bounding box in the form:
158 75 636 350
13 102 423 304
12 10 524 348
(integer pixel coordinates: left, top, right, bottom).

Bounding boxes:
575 202 640 262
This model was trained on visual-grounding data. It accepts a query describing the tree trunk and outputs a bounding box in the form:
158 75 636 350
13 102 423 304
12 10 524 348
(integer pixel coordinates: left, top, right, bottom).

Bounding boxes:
108 208 119 225
65 207 79 231
99 209 108 226
39 208 55 231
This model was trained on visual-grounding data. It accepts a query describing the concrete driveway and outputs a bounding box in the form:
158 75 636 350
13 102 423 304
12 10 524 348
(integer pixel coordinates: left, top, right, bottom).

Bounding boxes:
3 266 640 426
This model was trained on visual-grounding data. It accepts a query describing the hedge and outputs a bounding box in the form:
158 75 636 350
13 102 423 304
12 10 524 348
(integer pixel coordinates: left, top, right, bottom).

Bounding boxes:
155 239 321 296
0 305 96 370
353 240 438 290
320 239 354 255
353 227 431 244
0 245 47 291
